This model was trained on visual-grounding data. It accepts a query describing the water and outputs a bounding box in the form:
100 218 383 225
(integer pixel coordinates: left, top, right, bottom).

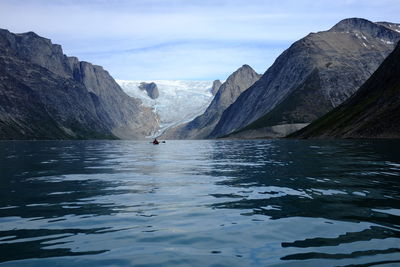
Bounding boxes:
0 140 400 266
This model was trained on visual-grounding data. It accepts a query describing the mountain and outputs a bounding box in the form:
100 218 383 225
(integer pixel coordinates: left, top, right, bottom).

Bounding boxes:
209 18 400 139
211 80 222 95
161 65 261 139
139 82 159 99
289 41 400 139
117 80 213 137
0 29 158 140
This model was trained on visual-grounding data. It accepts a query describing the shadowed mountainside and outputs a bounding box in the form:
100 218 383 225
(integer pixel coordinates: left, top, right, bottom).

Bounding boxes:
0 29 158 139
161 65 260 139
289 41 400 139
211 18 400 139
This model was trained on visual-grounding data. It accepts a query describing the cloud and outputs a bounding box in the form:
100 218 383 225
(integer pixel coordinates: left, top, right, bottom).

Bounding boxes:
0 0 399 80
82 40 287 80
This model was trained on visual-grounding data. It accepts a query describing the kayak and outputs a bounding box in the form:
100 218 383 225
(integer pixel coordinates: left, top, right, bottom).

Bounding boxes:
151 139 165 145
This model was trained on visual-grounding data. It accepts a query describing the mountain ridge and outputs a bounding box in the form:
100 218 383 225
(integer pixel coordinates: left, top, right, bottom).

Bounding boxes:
210 18 400 139
161 64 261 139
0 28 158 139
289 40 400 139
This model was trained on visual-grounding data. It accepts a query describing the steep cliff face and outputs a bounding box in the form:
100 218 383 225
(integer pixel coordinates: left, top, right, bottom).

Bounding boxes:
162 65 260 139
0 29 158 139
211 80 222 95
210 18 400 138
290 41 400 139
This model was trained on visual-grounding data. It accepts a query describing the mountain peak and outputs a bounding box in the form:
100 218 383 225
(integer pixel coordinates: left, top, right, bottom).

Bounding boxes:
330 17 400 36
209 18 400 139
227 64 258 82
18 31 40 37
328 17 400 43
237 64 255 72
15 31 52 43
330 18 376 32
211 80 222 95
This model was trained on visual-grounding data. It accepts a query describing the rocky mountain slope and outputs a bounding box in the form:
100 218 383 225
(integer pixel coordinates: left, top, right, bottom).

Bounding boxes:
290 41 400 139
139 82 159 99
211 80 222 95
161 65 261 139
0 29 158 140
210 18 400 139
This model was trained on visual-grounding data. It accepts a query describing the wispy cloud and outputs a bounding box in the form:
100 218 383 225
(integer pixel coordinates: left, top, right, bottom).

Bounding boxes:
0 0 399 80
82 40 287 80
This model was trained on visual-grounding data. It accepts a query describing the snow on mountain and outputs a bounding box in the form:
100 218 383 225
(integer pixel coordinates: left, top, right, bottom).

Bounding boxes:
117 80 214 137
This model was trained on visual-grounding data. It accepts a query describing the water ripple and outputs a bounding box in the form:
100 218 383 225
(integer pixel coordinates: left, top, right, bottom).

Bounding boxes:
0 139 400 266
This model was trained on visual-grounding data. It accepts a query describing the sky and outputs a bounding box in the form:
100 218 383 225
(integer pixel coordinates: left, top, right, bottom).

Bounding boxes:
0 0 399 80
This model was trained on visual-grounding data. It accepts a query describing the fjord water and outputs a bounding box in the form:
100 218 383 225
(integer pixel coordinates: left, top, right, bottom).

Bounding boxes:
0 140 400 266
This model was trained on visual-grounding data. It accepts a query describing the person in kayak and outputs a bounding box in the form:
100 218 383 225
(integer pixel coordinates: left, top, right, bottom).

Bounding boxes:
153 138 159 145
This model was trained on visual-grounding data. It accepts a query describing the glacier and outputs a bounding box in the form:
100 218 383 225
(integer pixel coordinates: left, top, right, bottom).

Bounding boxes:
117 80 214 137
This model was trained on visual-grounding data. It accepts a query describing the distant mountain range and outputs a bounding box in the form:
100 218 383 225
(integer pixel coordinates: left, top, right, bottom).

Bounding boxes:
290 41 400 139
0 29 158 139
210 18 400 139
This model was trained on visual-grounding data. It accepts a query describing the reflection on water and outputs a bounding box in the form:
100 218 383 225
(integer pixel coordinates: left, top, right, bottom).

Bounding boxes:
0 140 400 266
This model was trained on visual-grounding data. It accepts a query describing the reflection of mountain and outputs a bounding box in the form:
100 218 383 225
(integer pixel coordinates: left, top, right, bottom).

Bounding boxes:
0 141 169 263
0 142 122 262
1 140 400 265
206 140 400 263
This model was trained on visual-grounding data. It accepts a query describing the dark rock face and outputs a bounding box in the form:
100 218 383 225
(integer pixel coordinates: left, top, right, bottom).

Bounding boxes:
210 18 400 138
162 65 261 139
290 41 400 138
211 80 222 95
0 29 158 140
139 82 159 99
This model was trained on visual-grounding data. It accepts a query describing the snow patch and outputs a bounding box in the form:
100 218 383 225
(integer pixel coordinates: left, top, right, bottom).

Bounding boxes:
354 33 368 41
380 39 394 45
117 80 214 137
389 24 400 33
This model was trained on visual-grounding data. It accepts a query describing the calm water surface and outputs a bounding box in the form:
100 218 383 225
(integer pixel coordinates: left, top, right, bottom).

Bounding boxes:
0 140 400 266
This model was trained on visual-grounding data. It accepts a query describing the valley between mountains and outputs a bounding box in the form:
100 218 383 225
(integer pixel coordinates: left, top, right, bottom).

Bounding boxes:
1 18 400 140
